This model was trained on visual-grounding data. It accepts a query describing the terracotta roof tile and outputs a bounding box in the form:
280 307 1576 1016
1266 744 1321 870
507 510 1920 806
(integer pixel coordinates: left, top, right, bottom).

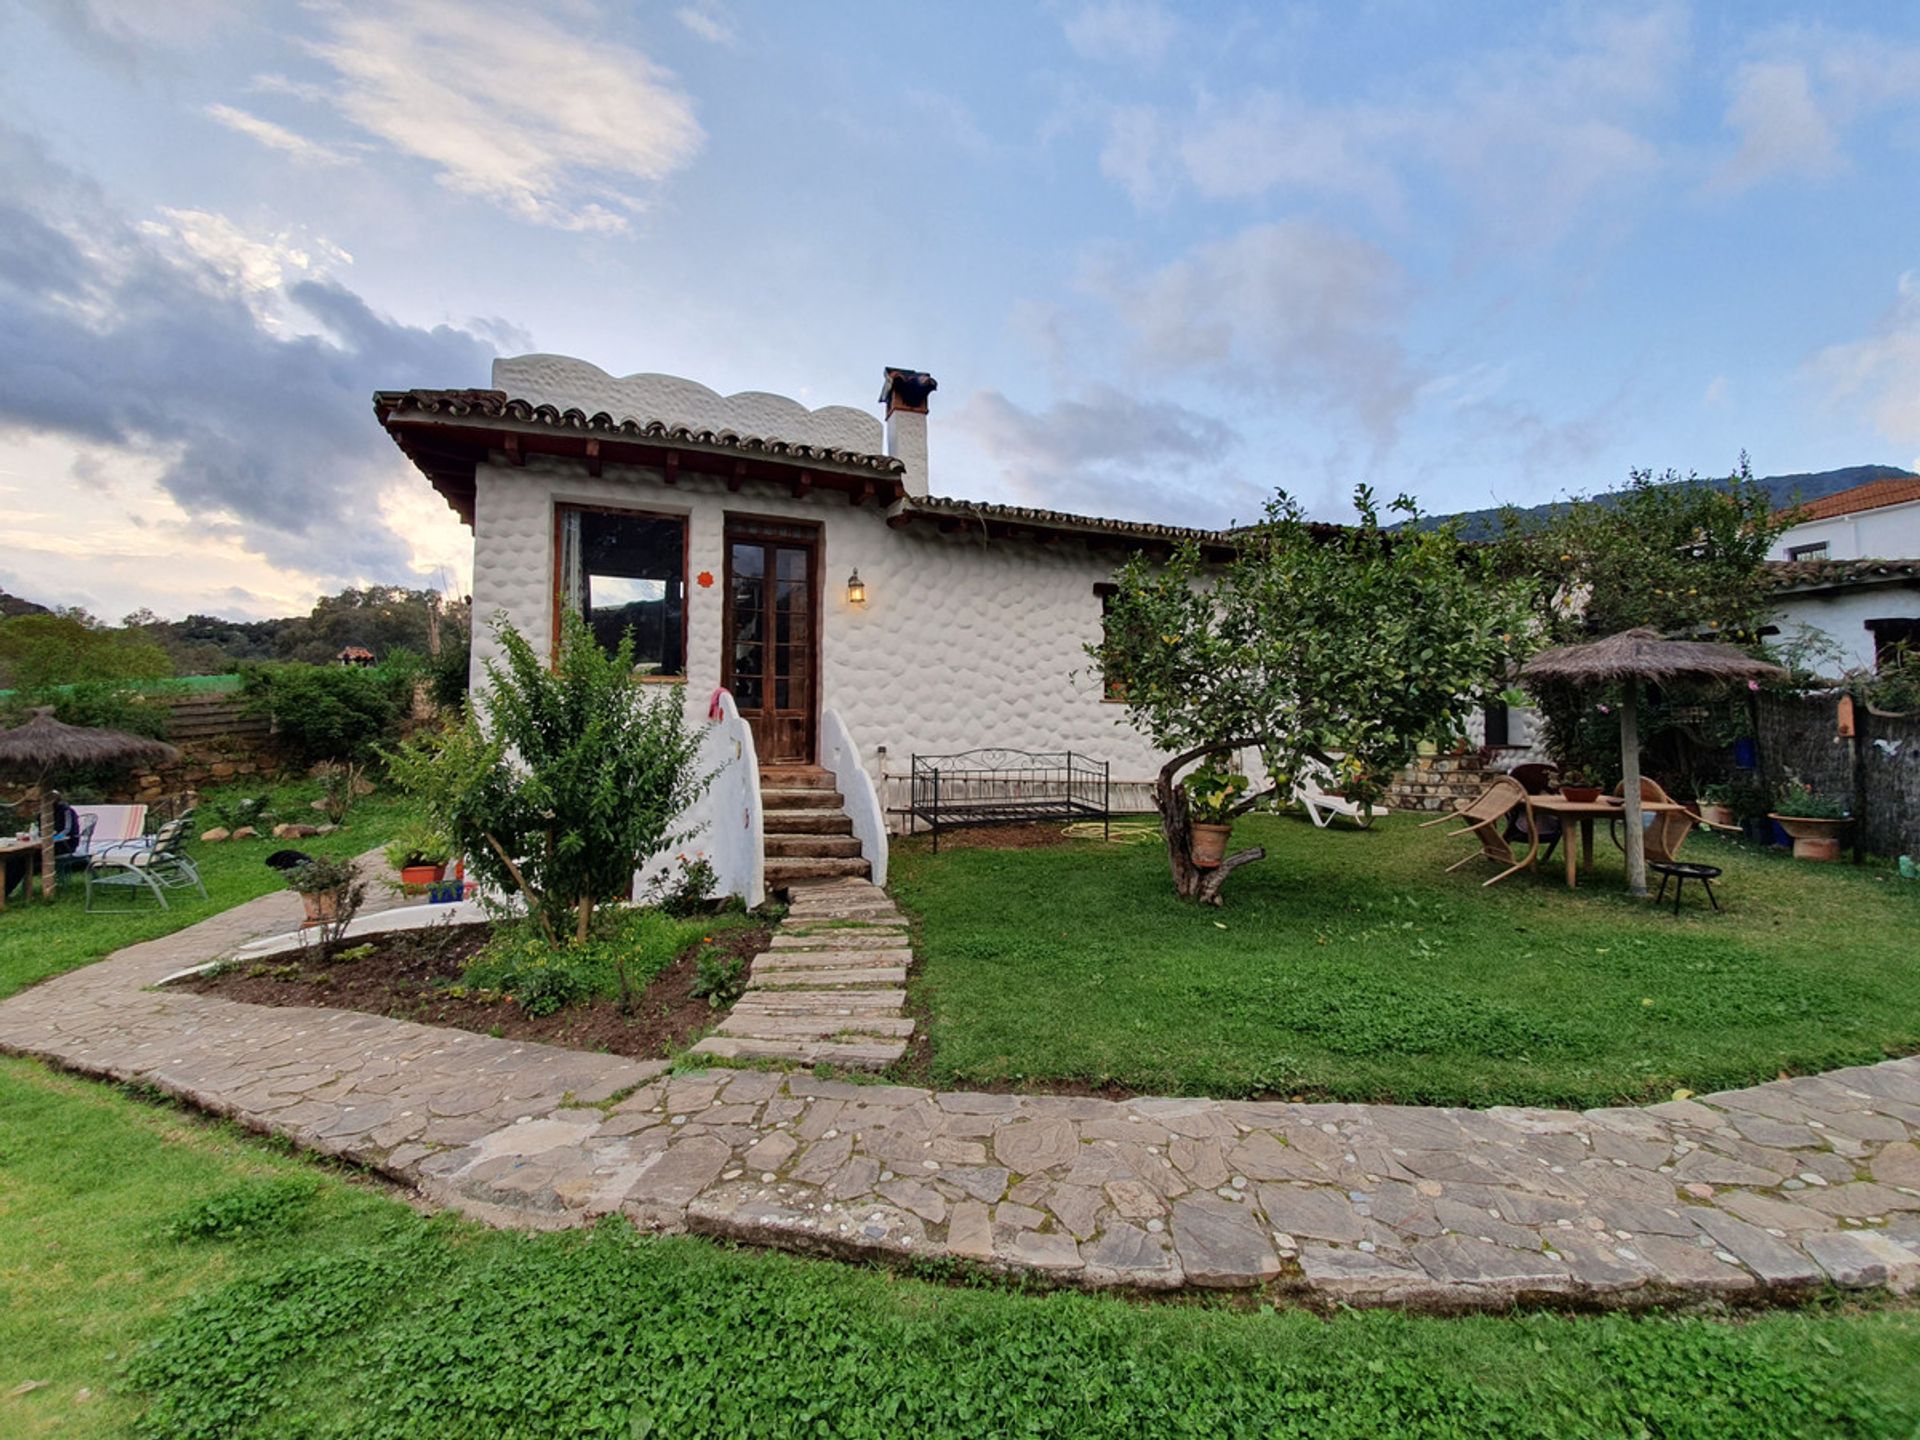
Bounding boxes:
1767 557 1920 592
1779 477 1920 522
374 388 905 475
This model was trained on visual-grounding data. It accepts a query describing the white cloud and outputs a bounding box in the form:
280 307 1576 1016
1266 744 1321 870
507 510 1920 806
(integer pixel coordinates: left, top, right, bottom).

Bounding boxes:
1808 273 1920 448
676 1 734 45
299 0 704 232
1710 31 1920 193
1061 1 1176 66
1711 61 1841 192
204 103 355 167
1092 6 1684 248
1098 106 1175 207
1092 221 1416 443
954 385 1244 521
1703 374 1730 408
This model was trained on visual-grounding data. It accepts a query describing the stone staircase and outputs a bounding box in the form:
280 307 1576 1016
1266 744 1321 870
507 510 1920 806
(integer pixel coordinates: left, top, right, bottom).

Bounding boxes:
688 878 913 1070
760 765 870 889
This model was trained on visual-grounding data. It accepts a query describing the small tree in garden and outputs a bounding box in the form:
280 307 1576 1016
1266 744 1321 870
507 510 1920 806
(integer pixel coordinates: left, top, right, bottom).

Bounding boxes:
390 611 710 945
1091 487 1532 904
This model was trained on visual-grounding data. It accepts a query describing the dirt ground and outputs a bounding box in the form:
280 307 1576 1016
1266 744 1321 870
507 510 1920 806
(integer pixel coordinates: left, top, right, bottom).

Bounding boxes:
181 920 770 1060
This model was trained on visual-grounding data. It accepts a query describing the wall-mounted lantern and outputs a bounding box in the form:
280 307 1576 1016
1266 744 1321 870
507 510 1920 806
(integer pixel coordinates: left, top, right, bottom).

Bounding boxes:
846 568 867 606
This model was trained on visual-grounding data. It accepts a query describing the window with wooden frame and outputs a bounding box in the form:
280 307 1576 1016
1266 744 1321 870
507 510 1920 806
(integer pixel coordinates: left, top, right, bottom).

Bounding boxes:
555 504 687 678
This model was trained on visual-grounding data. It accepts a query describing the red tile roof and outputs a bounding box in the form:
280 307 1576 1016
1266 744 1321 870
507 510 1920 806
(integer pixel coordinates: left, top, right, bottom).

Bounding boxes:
1780 477 1920 522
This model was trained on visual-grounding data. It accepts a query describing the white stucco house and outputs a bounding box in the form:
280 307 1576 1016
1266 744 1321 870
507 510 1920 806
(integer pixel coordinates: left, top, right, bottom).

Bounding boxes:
1767 477 1920 673
377 354 1228 903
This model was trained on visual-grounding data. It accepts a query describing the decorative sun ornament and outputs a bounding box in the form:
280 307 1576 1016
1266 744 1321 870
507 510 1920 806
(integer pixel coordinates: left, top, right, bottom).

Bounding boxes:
696 570 715 588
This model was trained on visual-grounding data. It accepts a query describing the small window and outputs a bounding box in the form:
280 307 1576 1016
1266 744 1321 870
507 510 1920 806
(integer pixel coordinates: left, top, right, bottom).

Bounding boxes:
556 506 686 676
1095 583 1127 701
1868 618 1920 671
1787 542 1830 561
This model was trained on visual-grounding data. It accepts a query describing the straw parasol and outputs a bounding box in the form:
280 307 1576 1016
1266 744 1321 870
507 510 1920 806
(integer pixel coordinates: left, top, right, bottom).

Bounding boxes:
0 708 178 900
1521 628 1784 897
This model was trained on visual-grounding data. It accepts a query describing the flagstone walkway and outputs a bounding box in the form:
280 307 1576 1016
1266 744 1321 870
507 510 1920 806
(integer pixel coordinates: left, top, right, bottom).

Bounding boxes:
688 880 913 1069
2 877 1918 1308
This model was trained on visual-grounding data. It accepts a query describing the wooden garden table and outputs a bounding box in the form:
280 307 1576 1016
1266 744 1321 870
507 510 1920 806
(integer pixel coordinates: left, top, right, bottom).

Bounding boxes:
1526 796 1688 891
0 836 42 911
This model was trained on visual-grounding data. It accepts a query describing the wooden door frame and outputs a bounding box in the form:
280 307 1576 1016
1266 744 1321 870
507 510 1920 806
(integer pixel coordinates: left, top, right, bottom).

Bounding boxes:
721 513 823 765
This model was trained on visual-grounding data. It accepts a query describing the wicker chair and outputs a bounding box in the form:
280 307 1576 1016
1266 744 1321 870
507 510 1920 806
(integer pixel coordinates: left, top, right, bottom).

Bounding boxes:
1419 775 1537 886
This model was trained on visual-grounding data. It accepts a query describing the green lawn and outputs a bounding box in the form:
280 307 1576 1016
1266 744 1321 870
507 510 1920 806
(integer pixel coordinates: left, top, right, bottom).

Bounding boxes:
3 1057 1918 1439
891 813 1920 1107
0 782 418 1000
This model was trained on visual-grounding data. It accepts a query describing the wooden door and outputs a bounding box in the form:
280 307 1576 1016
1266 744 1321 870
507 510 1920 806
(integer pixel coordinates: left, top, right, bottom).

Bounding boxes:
723 522 818 765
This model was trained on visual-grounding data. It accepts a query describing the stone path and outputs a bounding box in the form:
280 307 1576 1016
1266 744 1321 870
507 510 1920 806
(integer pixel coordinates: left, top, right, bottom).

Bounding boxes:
2 882 1918 1307
689 879 913 1070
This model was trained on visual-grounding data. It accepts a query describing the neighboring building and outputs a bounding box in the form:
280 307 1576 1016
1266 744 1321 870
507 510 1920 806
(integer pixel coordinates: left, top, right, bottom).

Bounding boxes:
376 354 1235 900
1768 559 1920 674
336 645 376 667
1769 476 1920 563
1768 478 1920 672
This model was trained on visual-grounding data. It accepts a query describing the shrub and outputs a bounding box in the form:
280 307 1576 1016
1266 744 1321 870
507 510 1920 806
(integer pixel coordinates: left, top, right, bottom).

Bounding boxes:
389 612 711 947
240 663 400 766
651 855 717 918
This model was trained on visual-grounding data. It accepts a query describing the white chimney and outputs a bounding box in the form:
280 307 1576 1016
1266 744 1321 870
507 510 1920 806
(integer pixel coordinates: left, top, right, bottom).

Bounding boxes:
879 367 937 498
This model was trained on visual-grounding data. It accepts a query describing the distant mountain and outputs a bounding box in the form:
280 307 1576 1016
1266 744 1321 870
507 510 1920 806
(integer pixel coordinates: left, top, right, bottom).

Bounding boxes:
1401 465 1920 541
0 589 50 618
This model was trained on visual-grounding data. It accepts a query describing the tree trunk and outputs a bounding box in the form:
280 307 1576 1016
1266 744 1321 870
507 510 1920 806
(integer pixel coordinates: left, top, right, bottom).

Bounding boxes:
1154 741 1266 906
37 783 55 901
1619 678 1647 898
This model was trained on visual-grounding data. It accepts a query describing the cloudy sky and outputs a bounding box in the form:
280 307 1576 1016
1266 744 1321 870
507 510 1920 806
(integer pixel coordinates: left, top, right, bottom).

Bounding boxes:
3 1 1919 621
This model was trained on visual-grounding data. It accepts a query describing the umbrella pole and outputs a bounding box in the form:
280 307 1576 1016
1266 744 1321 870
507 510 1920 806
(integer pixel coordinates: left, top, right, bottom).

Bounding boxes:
1620 678 1647 897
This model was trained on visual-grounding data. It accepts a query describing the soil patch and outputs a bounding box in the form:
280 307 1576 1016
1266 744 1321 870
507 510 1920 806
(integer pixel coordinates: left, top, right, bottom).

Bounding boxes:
180 921 770 1061
895 822 1088 853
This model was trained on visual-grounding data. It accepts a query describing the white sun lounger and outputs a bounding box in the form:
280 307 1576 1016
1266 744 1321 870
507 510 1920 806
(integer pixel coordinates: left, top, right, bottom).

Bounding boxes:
1291 759 1375 829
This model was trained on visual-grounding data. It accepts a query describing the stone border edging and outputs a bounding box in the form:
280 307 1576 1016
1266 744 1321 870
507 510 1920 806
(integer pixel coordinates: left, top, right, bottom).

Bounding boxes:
1 881 1917 1308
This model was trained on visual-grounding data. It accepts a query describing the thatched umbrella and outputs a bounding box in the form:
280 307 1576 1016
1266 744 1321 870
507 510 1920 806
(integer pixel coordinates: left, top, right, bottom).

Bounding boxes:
0 708 178 900
1521 629 1784 896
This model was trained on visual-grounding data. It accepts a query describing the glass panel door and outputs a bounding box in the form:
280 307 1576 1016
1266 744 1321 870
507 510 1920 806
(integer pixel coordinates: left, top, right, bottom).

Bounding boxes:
724 529 816 764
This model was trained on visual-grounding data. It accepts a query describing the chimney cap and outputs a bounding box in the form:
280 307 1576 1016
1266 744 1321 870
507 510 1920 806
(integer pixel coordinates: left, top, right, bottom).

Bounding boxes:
879 367 938 414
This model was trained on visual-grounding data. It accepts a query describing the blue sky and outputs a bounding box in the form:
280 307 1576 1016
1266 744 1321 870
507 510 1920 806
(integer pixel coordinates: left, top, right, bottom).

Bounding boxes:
2 0 1918 620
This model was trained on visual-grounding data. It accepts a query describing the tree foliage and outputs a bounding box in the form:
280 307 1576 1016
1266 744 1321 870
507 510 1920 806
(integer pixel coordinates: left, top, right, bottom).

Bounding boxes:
0 611 172 690
1488 460 1796 785
239 664 406 766
1092 487 1532 902
389 611 711 946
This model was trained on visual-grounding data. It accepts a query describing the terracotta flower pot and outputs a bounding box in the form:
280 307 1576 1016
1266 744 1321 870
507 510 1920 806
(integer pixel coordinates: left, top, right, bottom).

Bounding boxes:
398 861 447 888
301 889 342 924
1190 822 1232 868
1698 803 1737 829
1561 786 1602 804
1768 814 1849 862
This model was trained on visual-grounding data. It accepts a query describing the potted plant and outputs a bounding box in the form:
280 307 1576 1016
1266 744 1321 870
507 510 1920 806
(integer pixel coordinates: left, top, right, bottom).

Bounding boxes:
281 854 366 924
1768 782 1851 862
1694 782 1737 829
384 822 452 888
1183 757 1249 868
1559 768 1602 805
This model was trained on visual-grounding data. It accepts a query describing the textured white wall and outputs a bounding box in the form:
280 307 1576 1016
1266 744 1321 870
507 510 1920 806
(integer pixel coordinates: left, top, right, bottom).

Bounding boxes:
1774 589 1920 673
466 458 1172 795
492 355 884 456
